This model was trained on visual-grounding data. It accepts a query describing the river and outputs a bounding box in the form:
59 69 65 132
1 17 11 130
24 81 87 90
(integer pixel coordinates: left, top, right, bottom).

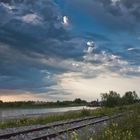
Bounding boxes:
0 106 96 120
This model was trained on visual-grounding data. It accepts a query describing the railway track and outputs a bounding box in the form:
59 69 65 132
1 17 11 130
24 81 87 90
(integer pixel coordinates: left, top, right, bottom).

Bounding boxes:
0 114 123 140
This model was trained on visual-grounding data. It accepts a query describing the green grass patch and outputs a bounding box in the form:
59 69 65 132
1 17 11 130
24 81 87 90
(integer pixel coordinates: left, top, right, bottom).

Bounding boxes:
90 109 140 140
0 103 139 129
58 104 140 140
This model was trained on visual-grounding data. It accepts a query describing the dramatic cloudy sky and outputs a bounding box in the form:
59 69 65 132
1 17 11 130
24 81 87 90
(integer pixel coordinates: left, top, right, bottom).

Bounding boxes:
0 0 140 101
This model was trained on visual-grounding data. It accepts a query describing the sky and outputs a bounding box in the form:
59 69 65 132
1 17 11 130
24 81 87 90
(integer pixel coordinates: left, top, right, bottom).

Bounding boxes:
0 0 140 101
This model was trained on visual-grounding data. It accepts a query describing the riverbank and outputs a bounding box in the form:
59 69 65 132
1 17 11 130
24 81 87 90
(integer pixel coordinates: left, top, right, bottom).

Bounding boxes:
0 103 139 129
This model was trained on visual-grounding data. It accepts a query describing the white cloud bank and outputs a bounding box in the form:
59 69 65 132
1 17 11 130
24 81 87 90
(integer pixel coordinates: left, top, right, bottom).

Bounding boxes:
56 72 140 101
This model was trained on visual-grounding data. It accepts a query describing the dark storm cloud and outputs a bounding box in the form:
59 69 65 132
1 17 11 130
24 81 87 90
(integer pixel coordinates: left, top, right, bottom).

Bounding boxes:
0 0 86 94
0 0 85 58
68 0 140 32
0 0 140 97
0 43 58 93
64 0 140 70
85 32 111 42
100 0 140 22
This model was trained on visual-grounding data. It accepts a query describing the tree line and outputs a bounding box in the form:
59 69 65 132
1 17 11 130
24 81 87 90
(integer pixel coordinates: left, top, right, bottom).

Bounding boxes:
0 91 139 108
0 98 87 108
101 91 139 107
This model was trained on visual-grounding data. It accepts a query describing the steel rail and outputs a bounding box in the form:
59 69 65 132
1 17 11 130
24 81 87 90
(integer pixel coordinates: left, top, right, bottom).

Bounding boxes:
31 114 123 140
0 115 103 139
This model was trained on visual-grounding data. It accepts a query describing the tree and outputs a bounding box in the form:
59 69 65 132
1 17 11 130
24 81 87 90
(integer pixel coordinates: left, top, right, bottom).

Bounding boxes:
101 91 121 107
73 98 87 104
122 91 139 105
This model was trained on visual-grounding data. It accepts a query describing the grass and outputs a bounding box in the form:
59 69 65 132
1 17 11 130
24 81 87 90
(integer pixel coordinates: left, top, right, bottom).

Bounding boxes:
91 110 140 140
58 104 140 140
0 109 91 129
0 103 139 129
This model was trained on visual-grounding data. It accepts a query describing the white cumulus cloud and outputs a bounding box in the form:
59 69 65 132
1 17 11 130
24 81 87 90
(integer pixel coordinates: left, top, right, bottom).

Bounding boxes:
87 41 94 47
111 0 120 5
21 13 41 25
127 48 135 51
62 16 69 26
85 41 95 54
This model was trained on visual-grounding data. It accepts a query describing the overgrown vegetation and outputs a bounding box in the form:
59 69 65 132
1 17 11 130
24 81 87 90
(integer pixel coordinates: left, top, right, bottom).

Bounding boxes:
101 91 139 107
59 104 140 140
91 106 140 140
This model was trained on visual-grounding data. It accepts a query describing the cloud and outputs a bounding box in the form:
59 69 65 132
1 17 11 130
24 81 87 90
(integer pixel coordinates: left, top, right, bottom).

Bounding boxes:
87 41 94 47
20 13 42 25
0 0 140 100
111 0 120 6
0 90 53 102
67 0 140 32
0 0 66 93
83 41 95 54
127 48 136 51
55 71 140 101
85 32 111 42
86 41 95 54
62 16 69 26
0 0 88 95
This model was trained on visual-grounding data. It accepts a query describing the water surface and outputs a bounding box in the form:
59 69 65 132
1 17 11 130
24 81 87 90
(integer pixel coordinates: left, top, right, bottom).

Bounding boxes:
0 106 96 120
